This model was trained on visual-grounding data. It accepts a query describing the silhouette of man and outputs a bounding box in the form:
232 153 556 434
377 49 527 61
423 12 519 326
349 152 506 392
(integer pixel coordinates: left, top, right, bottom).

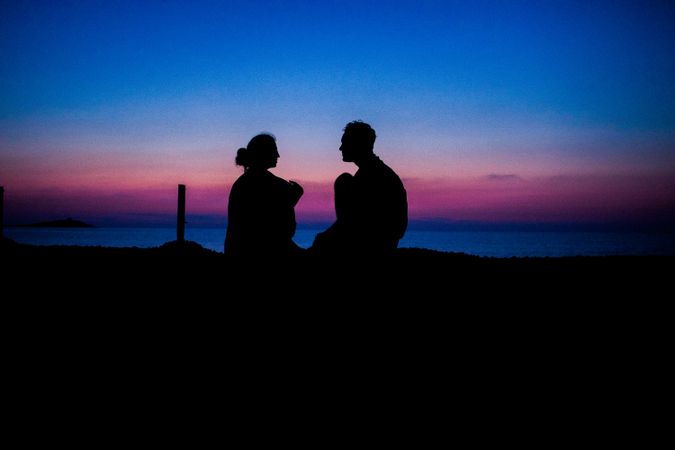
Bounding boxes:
311 121 407 256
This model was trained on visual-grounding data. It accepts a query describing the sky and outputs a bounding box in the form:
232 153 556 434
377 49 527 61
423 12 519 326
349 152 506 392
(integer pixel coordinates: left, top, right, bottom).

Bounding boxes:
1 0 674 228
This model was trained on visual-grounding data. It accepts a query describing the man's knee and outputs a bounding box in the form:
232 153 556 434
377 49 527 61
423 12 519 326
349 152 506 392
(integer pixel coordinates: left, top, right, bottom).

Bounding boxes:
335 172 353 193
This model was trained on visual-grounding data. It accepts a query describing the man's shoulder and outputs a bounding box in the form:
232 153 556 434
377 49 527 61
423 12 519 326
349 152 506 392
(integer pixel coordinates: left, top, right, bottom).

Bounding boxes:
374 158 404 184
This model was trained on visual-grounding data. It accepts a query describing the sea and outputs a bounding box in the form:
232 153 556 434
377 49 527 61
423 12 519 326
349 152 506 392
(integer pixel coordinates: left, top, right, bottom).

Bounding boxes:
4 227 675 258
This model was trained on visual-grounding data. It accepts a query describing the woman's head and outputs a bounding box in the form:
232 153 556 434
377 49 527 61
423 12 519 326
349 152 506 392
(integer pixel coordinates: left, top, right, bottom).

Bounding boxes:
235 133 280 170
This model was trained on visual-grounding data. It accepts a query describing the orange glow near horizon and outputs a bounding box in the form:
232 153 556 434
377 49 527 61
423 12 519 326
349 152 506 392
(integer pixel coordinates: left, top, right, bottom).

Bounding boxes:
4 167 674 227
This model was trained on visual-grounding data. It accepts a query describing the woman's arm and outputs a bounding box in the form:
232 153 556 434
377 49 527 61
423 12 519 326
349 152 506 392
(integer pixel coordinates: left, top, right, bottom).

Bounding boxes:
288 180 304 206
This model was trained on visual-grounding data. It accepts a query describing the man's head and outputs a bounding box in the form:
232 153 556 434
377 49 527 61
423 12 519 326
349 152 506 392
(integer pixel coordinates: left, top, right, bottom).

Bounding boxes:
340 121 376 163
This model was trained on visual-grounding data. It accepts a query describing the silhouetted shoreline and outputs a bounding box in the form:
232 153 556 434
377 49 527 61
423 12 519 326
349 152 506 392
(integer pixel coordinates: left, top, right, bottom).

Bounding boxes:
4 237 672 261
2 236 669 366
3 237 670 289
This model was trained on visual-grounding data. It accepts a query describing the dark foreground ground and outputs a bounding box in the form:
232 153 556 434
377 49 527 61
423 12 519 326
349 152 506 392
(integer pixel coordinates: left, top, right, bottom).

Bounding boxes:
2 237 671 296
2 236 670 426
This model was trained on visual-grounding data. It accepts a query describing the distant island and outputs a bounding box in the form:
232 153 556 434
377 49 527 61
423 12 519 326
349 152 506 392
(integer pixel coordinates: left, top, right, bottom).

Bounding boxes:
19 218 95 228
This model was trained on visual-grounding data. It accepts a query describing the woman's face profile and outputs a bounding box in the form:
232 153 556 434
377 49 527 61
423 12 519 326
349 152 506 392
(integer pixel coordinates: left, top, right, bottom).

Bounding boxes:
265 144 280 169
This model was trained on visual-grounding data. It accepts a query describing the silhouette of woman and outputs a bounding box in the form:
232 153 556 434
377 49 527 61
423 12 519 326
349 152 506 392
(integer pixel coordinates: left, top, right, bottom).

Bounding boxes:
224 133 303 258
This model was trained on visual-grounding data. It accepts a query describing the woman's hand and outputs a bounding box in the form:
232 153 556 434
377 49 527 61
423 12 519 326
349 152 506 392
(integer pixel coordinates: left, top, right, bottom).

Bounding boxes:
289 180 304 205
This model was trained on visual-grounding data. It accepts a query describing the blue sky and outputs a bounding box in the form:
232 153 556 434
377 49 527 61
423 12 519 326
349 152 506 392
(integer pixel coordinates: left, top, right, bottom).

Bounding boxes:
3 0 673 127
1 0 674 226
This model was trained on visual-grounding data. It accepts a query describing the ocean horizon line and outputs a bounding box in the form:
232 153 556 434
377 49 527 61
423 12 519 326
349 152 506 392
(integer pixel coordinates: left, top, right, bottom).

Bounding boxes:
4 225 675 258
5 220 674 233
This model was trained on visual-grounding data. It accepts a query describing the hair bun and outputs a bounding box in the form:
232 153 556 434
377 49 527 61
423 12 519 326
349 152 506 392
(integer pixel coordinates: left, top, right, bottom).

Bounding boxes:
235 147 250 167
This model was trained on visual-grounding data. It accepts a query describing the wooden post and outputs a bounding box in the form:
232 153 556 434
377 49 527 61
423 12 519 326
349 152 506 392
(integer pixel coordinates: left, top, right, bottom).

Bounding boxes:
177 184 186 242
0 186 4 239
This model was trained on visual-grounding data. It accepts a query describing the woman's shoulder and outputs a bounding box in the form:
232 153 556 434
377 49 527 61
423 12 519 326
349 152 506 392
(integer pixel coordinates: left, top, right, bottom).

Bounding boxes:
230 171 263 195
230 172 250 189
235 170 294 193
235 170 271 183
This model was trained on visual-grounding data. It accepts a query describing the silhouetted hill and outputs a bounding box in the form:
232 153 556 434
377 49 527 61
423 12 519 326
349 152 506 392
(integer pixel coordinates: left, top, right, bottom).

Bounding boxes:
2 238 668 382
1 239 669 299
19 218 94 228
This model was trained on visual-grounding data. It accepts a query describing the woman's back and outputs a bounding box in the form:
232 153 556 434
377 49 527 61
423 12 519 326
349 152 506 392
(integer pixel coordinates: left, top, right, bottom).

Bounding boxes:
225 170 298 258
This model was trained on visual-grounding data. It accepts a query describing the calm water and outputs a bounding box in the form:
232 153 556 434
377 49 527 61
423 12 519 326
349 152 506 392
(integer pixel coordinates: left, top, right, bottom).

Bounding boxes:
4 227 675 257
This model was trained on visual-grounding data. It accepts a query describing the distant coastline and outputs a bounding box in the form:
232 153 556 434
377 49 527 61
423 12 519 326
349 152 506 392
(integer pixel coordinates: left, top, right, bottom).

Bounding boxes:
18 218 95 228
